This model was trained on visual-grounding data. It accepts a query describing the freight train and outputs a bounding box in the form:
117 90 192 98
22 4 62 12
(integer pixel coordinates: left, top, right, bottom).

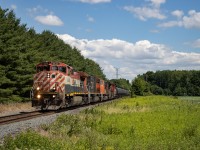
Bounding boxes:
30 62 129 110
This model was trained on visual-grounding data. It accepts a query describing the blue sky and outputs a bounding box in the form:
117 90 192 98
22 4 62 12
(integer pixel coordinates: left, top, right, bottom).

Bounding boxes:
1 0 200 80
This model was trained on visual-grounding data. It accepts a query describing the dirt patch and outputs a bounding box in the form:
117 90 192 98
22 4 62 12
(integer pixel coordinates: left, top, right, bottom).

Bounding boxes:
0 102 35 116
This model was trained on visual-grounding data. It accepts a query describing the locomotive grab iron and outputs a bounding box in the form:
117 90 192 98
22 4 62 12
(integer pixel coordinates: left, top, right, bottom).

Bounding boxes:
30 62 129 110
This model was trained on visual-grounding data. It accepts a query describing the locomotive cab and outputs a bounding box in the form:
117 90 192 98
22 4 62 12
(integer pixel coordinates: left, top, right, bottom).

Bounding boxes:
31 62 67 110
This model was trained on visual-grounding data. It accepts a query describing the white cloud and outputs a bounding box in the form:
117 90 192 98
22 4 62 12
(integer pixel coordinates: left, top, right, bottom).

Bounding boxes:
124 6 166 21
150 0 166 8
158 20 182 28
27 6 63 26
183 10 200 29
124 0 166 21
191 39 200 48
57 34 200 81
79 0 111 4
171 10 184 18
159 10 200 29
35 15 64 26
27 6 52 16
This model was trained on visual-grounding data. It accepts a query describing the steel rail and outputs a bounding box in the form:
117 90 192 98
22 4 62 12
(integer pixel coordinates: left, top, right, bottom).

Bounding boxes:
0 111 54 126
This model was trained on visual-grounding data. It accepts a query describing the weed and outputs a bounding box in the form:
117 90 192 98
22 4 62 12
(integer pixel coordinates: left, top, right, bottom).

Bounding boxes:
103 124 122 135
183 125 198 138
2 130 66 150
122 105 129 110
135 101 139 107
2 96 200 149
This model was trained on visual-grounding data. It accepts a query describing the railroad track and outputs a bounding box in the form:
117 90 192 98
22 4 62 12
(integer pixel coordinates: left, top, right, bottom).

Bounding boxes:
0 111 55 126
0 97 122 126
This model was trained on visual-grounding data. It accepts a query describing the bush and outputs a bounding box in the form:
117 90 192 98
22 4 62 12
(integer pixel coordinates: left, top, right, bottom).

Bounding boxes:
2 130 65 150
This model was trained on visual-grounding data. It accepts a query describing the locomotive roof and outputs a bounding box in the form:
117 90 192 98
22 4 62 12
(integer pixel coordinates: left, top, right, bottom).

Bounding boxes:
77 71 89 77
37 61 72 68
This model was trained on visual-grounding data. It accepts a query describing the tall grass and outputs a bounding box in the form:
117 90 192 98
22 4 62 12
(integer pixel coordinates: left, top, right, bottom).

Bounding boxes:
1 96 200 149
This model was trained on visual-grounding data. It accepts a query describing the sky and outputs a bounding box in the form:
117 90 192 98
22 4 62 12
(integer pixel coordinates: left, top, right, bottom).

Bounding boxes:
1 0 200 81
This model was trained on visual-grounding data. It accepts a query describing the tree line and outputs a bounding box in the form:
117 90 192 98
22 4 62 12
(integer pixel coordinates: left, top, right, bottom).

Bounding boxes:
110 78 131 90
132 70 200 96
1 7 199 103
0 8 106 103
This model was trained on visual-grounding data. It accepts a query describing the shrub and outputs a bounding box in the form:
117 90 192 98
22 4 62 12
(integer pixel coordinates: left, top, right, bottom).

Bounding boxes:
2 130 65 150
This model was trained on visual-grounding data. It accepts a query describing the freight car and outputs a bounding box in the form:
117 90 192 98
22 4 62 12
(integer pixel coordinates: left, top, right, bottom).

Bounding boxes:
116 87 130 97
30 61 129 110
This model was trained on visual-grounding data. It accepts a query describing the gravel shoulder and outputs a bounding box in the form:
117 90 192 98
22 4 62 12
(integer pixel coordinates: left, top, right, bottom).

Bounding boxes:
0 103 101 143
0 99 118 146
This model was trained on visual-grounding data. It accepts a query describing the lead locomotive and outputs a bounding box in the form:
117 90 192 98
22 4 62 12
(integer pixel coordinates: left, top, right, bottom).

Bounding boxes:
31 61 129 110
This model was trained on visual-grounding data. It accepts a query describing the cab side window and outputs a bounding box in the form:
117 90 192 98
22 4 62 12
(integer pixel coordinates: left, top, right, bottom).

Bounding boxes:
59 66 66 74
37 66 43 72
43 65 50 71
52 66 58 71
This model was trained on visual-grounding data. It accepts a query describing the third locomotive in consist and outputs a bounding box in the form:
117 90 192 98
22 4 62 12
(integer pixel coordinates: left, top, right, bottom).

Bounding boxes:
31 62 129 110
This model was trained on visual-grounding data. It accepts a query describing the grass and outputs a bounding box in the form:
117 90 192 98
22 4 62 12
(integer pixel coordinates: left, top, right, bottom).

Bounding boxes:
1 96 200 150
178 96 200 103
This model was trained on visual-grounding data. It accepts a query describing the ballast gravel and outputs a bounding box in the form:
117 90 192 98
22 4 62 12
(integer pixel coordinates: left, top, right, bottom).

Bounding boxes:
0 104 98 144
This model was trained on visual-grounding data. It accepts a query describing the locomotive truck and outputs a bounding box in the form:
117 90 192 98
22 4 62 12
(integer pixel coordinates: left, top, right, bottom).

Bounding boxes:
30 61 129 110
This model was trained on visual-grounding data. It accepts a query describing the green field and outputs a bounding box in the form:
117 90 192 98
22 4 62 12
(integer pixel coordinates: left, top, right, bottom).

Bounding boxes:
2 96 200 150
178 96 200 103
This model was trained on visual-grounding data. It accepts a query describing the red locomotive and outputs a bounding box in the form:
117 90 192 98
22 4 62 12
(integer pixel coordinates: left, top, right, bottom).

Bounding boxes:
30 62 128 110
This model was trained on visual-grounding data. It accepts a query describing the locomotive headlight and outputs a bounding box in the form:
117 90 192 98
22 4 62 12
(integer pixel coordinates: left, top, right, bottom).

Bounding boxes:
36 87 40 91
37 94 41 99
47 73 50 78
52 95 56 98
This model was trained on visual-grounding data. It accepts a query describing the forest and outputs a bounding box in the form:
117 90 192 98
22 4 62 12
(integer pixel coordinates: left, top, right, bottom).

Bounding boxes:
0 7 199 103
132 70 200 96
0 7 108 103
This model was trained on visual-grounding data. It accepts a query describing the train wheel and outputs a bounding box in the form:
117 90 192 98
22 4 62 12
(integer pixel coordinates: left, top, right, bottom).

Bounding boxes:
41 102 48 111
83 96 88 104
41 105 46 111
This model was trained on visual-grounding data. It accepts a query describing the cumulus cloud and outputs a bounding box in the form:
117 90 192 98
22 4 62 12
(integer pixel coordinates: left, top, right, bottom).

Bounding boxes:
183 10 200 29
158 20 183 28
27 5 52 16
159 10 200 29
27 6 63 26
124 0 166 21
78 0 111 4
171 10 184 18
124 6 166 21
191 39 200 48
57 34 200 80
150 0 166 8
35 15 63 26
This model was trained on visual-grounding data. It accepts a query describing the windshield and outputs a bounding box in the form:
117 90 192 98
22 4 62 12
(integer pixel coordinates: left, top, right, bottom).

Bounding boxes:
37 65 50 72
58 66 66 73
37 65 66 73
